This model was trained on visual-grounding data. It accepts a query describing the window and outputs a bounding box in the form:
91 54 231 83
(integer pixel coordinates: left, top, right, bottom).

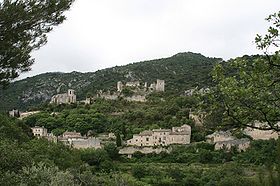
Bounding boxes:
163 137 166 140
146 138 149 141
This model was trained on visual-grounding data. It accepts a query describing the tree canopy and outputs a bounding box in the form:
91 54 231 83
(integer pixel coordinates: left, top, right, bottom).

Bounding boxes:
0 0 74 86
205 11 280 131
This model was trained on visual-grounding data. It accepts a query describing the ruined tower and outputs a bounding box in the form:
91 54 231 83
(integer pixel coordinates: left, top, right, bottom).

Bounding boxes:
155 79 165 92
117 81 123 92
68 89 76 103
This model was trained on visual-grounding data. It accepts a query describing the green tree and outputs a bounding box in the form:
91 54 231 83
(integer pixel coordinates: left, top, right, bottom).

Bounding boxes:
0 0 74 86
116 132 122 147
104 143 119 160
132 164 146 180
207 11 280 131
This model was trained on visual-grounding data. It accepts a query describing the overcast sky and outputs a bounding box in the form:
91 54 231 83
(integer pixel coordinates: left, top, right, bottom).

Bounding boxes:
20 0 280 79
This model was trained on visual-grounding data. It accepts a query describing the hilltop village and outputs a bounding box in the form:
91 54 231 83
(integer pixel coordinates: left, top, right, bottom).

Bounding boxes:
9 79 280 158
50 79 165 104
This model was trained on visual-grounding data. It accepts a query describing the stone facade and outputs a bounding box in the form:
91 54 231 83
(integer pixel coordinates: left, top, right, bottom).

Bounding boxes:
126 81 140 87
31 126 48 137
9 109 20 117
206 131 236 144
214 138 250 152
62 131 82 139
67 137 101 149
58 131 101 149
119 146 172 158
206 130 251 152
19 111 40 120
127 125 191 147
155 79 165 92
50 89 76 104
243 122 279 140
124 95 146 102
117 81 123 92
117 79 165 93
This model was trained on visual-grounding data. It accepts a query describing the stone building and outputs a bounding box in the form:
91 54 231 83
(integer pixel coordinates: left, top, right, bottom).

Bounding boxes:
58 131 101 149
214 138 250 152
126 81 140 87
243 122 279 140
206 131 236 144
9 109 20 117
155 79 165 92
62 131 82 139
19 111 40 120
149 79 165 92
127 125 191 147
31 126 48 137
206 130 251 152
67 137 101 149
117 79 165 93
117 81 123 92
50 89 76 104
124 95 146 102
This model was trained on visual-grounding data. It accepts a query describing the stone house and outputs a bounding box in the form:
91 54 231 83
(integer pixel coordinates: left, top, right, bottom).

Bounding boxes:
67 137 101 149
31 126 57 142
31 126 48 137
206 131 236 144
243 122 279 140
127 125 191 147
214 138 251 152
50 89 76 104
62 131 82 139
58 131 101 149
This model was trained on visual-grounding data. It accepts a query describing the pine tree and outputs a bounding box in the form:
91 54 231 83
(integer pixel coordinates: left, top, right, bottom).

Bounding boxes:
0 0 75 86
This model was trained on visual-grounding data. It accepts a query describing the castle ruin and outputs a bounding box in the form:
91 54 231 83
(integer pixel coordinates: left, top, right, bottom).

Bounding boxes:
50 89 76 104
117 79 165 92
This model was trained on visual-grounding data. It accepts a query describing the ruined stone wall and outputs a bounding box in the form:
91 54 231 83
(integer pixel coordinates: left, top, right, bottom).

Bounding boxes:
124 95 146 102
244 128 279 140
156 79 165 92
119 146 172 155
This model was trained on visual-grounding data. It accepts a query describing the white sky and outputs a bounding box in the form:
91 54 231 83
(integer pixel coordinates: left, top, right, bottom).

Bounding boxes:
20 0 280 79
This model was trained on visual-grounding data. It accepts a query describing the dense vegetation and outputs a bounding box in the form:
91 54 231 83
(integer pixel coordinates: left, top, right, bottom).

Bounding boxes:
1 114 280 185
